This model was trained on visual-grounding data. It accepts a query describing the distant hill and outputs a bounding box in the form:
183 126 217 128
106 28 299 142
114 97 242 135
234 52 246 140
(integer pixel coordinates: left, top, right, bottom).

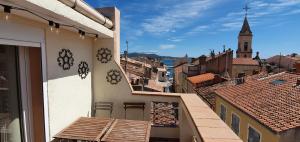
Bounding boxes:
126 52 179 60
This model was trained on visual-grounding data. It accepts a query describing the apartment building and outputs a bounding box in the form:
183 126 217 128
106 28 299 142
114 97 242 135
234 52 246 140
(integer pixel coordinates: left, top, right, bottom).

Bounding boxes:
214 72 300 142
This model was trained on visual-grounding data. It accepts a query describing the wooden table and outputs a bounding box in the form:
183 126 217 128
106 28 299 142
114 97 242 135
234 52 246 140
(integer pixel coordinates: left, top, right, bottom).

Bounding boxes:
53 117 151 142
102 119 151 142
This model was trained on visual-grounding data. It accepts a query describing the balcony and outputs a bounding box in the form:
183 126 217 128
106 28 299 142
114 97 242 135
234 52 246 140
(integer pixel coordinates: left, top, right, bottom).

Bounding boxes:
92 91 242 142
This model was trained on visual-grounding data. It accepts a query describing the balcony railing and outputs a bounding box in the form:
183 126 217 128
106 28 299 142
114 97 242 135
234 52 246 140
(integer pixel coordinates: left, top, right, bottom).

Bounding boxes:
94 91 242 142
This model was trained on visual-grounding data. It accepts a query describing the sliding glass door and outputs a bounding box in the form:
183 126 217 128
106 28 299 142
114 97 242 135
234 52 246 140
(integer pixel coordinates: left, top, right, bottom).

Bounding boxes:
0 45 23 142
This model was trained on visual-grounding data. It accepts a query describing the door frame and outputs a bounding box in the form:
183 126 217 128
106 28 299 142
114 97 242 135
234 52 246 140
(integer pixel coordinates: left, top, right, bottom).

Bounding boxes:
0 38 49 142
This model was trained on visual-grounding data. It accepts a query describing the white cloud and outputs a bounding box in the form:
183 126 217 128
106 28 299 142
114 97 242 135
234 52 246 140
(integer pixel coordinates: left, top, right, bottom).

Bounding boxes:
186 25 209 35
160 44 176 50
141 0 218 34
168 37 184 42
216 0 300 31
282 9 300 15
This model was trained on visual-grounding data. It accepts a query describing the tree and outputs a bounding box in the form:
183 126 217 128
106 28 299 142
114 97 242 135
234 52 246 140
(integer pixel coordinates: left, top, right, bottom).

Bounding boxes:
152 67 158 73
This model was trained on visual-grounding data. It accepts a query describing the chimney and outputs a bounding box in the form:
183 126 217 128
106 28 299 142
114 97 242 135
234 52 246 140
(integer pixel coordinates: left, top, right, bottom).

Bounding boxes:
198 55 207 65
236 73 246 85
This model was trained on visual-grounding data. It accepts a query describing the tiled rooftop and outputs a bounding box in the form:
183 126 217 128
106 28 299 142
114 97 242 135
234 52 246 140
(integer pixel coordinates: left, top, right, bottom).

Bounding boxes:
232 58 259 66
215 72 300 133
195 81 235 109
187 73 215 84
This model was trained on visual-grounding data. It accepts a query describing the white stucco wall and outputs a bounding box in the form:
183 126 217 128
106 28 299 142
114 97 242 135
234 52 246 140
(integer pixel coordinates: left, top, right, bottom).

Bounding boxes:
0 12 94 140
92 38 180 137
46 28 93 138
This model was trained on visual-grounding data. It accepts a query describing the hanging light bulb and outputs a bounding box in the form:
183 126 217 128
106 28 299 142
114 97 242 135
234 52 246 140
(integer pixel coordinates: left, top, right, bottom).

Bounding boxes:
78 30 82 38
81 31 85 39
94 34 98 41
48 21 54 32
4 6 11 21
55 23 60 34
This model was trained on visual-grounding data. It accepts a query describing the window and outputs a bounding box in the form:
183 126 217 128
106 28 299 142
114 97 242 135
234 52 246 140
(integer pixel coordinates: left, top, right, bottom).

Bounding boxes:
270 79 286 85
220 104 226 121
244 42 248 51
248 126 261 142
231 113 240 135
0 45 23 141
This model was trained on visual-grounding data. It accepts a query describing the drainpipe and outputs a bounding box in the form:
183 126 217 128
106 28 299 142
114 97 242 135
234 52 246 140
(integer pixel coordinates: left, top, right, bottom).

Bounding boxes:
58 0 113 29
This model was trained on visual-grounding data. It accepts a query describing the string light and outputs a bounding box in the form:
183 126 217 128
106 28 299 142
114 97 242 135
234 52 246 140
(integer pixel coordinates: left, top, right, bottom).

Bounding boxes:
79 30 82 38
1 4 105 40
49 21 54 32
94 34 98 41
81 31 85 39
55 23 60 34
3 5 11 20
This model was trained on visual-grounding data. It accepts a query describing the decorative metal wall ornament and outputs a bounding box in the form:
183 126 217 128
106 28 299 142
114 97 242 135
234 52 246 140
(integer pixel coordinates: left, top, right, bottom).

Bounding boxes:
150 102 179 127
106 69 122 85
96 48 112 63
57 49 74 70
78 61 89 79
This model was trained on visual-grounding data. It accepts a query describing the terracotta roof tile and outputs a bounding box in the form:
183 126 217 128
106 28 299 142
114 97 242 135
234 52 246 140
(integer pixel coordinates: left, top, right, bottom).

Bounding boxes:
215 72 300 133
195 81 235 109
232 58 259 66
188 73 215 84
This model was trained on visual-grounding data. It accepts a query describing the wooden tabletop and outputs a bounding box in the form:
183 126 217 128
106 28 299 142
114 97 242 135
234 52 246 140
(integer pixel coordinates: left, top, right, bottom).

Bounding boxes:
53 117 151 142
54 117 112 142
101 119 151 142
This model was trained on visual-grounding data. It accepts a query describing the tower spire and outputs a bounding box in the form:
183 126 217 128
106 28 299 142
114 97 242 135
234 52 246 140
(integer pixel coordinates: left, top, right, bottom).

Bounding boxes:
240 2 252 36
243 1 250 17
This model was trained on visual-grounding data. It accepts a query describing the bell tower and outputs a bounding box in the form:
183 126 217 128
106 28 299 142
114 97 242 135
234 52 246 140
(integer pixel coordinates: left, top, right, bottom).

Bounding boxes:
236 4 253 58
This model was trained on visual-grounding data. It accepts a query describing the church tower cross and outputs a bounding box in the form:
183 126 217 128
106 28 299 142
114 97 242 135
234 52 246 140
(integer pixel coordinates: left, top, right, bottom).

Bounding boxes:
243 3 250 17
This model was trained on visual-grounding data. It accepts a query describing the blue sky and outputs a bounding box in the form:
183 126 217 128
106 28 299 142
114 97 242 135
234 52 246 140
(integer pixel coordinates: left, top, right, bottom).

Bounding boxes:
85 0 300 58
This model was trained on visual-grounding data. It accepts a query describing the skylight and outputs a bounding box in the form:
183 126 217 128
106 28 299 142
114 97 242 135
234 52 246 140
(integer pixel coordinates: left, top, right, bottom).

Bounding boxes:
270 79 286 85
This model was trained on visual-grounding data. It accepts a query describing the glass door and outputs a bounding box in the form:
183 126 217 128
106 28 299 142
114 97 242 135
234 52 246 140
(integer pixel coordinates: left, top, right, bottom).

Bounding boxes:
0 45 23 142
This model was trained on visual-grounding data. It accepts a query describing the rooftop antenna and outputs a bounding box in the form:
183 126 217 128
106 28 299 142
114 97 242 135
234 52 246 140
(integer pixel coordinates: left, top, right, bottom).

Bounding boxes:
125 40 129 72
224 45 230 79
243 1 250 17
278 52 282 73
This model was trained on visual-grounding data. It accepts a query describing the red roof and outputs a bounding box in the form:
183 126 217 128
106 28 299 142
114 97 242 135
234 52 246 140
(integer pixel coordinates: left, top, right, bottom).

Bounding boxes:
215 72 300 133
195 81 235 109
188 73 215 84
233 58 259 66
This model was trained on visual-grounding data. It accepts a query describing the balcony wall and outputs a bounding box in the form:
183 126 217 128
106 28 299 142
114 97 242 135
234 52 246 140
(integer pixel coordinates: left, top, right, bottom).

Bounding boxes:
93 57 242 141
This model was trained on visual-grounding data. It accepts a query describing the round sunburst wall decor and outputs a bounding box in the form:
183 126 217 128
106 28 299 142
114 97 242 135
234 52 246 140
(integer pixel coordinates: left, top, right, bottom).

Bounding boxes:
78 61 89 79
57 49 74 70
106 69 122 85
96 48 112 63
